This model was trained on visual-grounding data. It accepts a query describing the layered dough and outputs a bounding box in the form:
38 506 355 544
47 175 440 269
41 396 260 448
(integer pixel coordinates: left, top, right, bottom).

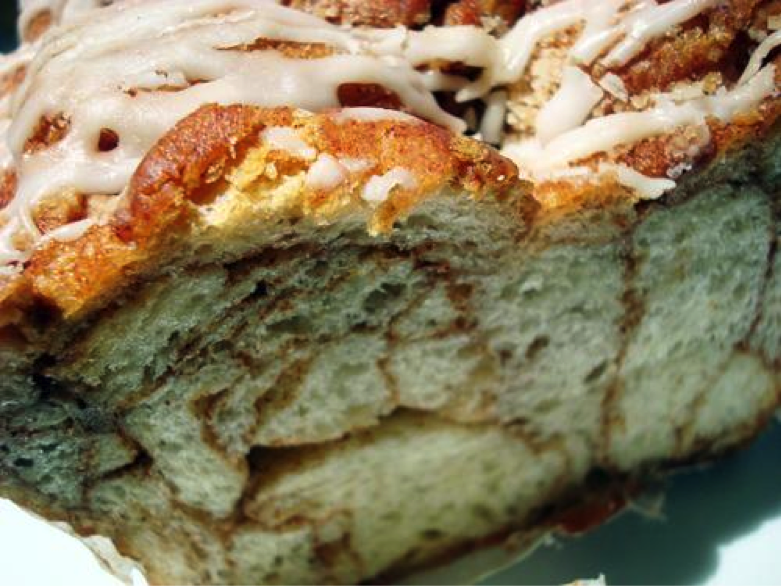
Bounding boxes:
0 104 777 583
0 1 779 584
1 0 779 271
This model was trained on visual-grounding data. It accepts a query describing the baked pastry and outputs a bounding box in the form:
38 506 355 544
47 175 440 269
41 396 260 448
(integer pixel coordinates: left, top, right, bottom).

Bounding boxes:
0 0 779 584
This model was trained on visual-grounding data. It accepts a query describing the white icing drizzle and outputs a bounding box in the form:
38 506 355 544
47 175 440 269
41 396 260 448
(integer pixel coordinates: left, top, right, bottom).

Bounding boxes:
260 126 316 160
421 70 470 92
0 45 37 121
0 45 30 175
498 154 675 199
460 0 719 101
666 160 693 179
304 155 373 191
0 120 14 172
536 66 603 144
569 0 625 65
601 0 719 67
705 65 778 120
600 163 675 198
738 29 781 85
305 153 347 191
329 108 420 124
393 25 499 69
543 65 774 167
647 79 710 105
598 72 629 101
361 167 417 204
0 0 778 269
0 45 38 183
4 0 494 265
479 90 508 144
504 63 777 197
19 0 115 39
338 157 373 173
458 0 588 101
44 217 95 242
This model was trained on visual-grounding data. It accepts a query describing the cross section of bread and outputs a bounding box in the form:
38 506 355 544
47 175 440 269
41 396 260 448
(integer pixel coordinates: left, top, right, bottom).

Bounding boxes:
0 0 780 584
1 102 778 584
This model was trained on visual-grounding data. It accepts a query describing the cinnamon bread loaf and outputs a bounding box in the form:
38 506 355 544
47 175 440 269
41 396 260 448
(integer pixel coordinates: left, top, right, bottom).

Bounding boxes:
0 0 779 583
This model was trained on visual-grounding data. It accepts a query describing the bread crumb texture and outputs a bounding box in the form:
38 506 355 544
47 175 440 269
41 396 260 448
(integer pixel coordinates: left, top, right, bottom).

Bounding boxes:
0 104 778 583
0 0 779 583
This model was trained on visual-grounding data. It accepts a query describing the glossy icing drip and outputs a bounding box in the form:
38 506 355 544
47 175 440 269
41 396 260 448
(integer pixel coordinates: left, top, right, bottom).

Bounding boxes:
0 0 777 272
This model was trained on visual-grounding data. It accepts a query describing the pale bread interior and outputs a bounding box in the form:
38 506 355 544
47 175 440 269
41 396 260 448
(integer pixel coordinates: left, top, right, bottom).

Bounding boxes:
1 132 778 584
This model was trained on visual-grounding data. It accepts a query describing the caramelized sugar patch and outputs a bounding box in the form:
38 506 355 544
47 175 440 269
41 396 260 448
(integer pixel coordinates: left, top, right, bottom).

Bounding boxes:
23 114 70 155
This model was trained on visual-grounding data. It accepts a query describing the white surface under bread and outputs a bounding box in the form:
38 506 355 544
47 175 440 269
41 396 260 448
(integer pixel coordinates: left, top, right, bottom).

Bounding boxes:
0 421 779 585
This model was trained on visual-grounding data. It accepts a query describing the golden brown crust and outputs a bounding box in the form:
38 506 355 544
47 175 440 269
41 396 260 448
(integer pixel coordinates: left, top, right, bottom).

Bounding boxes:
442 0 526 27
3 92 777 319
0 105 518 321
598 0 774 94
532 176 633 212
2 0 779 322
282 0 525 28
223 38 336 59
615 100 781 179
0 7 779 584
22 9 54 43
0 170 16 212
442 0 485 26
0 64 26 102
530 86 780 212
336 84 406 111
282 0 433 27
33 192 88 234
123 104 277 245
707 91 782 159
23 113 71 155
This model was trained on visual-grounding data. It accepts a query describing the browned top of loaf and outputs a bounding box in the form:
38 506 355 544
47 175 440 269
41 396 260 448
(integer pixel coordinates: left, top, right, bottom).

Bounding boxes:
603 0 779 94
531 84 780 212
280 0 525 28
4 0 780 327
515 0 781 210
21 0 526 41
0 105 518 323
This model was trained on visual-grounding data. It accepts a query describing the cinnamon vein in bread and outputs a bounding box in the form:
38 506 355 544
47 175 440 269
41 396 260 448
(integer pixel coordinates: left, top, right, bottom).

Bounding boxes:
0 0 779 584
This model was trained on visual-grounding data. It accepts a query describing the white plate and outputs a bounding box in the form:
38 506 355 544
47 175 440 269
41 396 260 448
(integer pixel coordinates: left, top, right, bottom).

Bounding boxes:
480 511 781 585
418 420 781 585
0 421 779 585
